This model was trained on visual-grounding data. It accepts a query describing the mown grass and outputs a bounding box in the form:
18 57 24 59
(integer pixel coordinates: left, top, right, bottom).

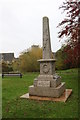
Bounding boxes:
2 69 78 118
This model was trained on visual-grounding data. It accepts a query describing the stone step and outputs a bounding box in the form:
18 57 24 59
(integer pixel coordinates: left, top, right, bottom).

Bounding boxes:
33 75 61 88
29 82 65 98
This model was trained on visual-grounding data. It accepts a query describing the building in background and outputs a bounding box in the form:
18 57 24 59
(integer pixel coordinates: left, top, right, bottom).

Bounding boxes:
0 53 14 63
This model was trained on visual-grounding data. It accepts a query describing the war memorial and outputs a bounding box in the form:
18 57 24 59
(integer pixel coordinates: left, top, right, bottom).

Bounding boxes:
21 17 72 102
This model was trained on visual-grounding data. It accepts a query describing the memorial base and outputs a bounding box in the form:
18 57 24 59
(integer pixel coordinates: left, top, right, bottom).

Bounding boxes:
20 89 72 102
29 82 65 98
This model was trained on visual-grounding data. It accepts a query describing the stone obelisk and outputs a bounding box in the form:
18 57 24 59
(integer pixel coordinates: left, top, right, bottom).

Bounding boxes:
43 17 52 59
29 17 65 98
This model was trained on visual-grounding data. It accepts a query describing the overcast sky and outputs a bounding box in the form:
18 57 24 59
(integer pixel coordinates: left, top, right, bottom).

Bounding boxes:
0 0 66 58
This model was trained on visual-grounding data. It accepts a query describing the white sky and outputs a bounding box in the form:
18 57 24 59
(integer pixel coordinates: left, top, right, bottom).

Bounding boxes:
0 0 65 58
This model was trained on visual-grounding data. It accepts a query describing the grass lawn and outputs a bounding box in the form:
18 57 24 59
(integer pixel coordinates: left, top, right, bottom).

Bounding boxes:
2 69 78 118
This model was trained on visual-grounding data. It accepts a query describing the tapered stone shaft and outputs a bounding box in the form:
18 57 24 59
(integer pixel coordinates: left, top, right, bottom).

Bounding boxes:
43 17 52 59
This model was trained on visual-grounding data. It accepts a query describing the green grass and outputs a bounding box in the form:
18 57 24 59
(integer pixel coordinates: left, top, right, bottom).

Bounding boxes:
2 69 78 118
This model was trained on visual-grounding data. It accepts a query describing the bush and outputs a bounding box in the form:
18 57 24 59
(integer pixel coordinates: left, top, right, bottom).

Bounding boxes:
19 45 42 73
2 61 13 72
